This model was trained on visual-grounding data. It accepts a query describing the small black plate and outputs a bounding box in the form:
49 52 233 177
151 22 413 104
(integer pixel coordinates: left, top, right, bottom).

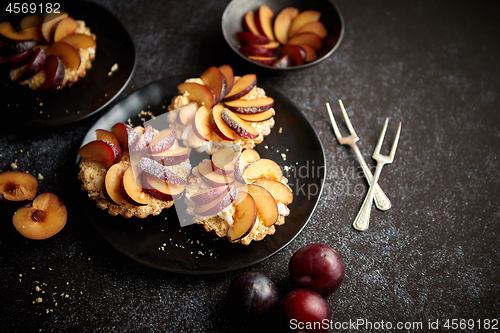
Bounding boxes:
78 75 326 274
0 1 135 127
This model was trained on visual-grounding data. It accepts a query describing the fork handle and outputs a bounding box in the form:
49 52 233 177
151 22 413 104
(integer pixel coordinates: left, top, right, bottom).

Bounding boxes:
352 145 391 211
353 163 385 231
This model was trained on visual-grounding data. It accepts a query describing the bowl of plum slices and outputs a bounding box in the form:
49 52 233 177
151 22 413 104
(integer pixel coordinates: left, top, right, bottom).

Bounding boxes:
222 0 344 70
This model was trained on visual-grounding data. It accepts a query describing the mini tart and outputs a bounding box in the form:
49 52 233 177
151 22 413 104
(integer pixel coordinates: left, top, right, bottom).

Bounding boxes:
3 17 96 90
166 77 275 155
77 126 191 219
184 159 291 246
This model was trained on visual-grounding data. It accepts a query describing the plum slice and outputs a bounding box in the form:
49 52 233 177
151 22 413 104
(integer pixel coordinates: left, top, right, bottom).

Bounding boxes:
10 47 46 81
243 158 282 183
0 41 36 57
193 184 236 216
190 185 231 205
255 5 275 41
236 109 275 122
77 140 119 168
218 64 234 96
211 147 239 175
175 102 198 125
19 15 43 42
235 32 269 45
278 44 305 66
288 32 322 51
248 55 276 66
12 193 67 240
142 173 185 201
121 167 149 206
192 105 213 141
0 49 33 70
222 74 257 102
234 149 260 184
51 17 77 42
103 162 129 205
253 179 293 204
46 41 81 70
198 159 235 187
228 191 257 241
224 97 274 114
148 128 175 154
221 108 259 139
39 12 68 43
243 183 279 226
0 22 31 42
0 171 38 203
210 104 237 141
243 11 260 36
40 55 64 91
288 10 321 38
273 7 299 44
111 123 130 151
200 66 226 103
296 21 328 39
60 33 96 49
148 147 191 166
138 157 187 186
177 82 216 110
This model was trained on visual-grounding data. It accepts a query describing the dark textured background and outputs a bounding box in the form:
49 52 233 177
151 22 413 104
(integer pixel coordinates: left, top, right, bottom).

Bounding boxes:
1 0 499 332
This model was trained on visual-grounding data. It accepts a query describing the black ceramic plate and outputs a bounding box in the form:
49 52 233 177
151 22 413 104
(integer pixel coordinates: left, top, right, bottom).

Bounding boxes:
78 75 325 274
0 1 135 127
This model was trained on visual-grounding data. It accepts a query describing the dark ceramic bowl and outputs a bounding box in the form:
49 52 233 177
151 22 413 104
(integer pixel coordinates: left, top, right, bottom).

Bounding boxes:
222 0 344 71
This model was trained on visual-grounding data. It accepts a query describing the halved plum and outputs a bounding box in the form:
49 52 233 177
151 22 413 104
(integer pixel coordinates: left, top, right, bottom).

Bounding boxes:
0 171 38 203
12 193 67 240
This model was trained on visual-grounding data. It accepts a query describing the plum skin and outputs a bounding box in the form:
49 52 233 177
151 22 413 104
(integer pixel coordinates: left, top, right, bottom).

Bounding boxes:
227 271 279 317
289 243 345 296
280 289 331 333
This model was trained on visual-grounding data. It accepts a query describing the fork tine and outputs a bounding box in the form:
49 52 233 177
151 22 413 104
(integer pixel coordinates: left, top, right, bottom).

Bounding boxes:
338 99 357 136
326 102 343 141
374 118 389 155
389 122 402 160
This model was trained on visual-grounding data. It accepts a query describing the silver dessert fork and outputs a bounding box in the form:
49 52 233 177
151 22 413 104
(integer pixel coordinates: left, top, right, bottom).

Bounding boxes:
326 100 392 211
352 118 401 231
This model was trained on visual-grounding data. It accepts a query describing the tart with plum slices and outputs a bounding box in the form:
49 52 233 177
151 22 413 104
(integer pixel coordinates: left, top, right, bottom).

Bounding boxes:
0 12 96 91
185 147 293 245
167 65 275 154
77 123 192 218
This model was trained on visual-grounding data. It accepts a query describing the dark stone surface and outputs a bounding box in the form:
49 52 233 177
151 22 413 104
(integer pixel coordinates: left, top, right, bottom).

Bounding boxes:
1 0 499 332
